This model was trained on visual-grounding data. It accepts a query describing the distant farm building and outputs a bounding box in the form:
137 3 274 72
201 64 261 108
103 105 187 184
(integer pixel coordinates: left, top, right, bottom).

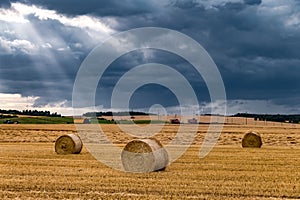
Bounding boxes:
170 119 180 124
187 118 198 124
83 118 91 124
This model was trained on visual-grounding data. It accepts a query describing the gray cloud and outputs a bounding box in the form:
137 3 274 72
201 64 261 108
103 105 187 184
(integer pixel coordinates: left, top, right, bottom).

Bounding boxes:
0 0 300 114
0 0 11 8
13 0 161 17
244 0 261 5
0 7 98 106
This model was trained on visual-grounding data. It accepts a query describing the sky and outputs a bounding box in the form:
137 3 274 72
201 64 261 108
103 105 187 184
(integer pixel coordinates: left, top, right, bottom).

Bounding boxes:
0 0 300 116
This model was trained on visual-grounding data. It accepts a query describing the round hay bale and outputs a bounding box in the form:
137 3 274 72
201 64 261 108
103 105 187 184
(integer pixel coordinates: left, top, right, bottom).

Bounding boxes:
121 138 169 173
242 131 262 148
55 134 83 154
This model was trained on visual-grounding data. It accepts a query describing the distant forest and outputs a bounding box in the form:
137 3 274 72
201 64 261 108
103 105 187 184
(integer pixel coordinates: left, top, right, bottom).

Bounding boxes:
1 108 300 124
83 111 151 117
0 109 61 117
233 113 300 124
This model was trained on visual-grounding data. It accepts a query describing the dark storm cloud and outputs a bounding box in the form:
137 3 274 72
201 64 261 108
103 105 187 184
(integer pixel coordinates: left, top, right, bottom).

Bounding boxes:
244 0 262 5
0 51 80 105
95 49 209 108
1 0 300 114
0 15 92 106
0 0 11 8
108 0 300 112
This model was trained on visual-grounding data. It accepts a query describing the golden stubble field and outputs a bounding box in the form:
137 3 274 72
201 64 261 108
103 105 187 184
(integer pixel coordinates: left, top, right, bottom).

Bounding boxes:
1 119 300 199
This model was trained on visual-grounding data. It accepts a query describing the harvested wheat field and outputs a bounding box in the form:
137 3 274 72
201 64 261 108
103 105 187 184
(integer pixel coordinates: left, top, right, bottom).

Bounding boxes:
1 122 300 199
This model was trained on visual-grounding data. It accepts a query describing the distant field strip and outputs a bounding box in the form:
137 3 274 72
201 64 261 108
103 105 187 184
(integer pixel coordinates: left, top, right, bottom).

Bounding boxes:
0 124 299 146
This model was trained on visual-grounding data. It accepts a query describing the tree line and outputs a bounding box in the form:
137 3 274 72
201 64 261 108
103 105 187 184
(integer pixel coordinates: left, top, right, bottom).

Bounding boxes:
83 111 151 117
0 109 61 117
233 113 300 124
